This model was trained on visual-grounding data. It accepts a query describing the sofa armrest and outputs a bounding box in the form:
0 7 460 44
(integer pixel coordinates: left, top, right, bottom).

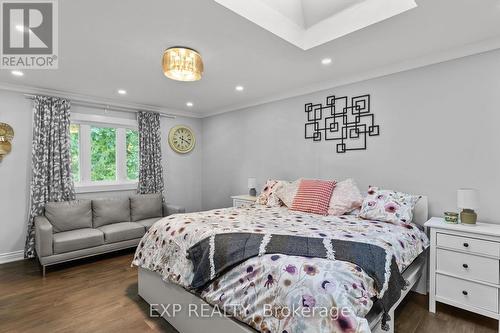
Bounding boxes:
163 203 186 217
35 216 53 258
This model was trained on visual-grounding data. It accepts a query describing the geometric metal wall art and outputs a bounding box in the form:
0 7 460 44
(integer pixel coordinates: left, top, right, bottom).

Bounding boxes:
304 94 380 153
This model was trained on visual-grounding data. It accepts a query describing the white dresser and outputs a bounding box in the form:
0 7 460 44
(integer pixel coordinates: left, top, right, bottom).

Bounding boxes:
231 195 257 208
426 217 500 329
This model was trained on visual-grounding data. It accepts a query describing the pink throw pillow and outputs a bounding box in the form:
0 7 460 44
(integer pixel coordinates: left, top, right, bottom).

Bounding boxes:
291 179 336 215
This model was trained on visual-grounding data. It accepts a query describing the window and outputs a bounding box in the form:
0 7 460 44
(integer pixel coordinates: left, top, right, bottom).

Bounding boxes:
70 115 139 192
126 129 139 181
70 124 80 183
90 126 117 181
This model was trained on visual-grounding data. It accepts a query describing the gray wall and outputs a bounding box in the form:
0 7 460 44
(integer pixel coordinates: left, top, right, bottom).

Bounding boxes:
0 90 202 257
202 49 500 223
0 91 32 258
2 48 500 258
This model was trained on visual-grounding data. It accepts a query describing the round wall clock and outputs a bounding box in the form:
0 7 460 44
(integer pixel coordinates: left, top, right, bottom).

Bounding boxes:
168 125 195 154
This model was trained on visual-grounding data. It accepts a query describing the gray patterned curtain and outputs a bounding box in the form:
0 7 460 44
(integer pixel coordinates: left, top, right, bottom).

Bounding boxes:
25 96 75 258
137 111 164 194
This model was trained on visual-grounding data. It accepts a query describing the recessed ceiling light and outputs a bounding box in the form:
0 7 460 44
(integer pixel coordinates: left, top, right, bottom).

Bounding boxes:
11 70 24 77
321 58 333 65
235 85 244 92
186 102 194 107
15 25 24 32
117 89 127 95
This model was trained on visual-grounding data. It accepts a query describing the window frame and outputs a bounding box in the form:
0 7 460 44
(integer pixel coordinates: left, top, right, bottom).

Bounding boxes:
71 113 139 193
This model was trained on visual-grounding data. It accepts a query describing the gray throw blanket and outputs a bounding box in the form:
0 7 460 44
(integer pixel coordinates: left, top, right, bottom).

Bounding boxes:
187 233 406 331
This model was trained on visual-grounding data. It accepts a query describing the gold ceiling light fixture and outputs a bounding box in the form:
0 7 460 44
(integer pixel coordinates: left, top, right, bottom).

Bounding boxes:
162 47 204 82
0 122 14 162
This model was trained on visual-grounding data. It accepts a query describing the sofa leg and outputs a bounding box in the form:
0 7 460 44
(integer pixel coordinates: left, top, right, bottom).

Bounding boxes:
42 265 46 277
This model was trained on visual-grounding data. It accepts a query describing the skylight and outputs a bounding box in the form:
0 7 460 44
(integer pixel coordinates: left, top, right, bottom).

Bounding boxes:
213 0 418 50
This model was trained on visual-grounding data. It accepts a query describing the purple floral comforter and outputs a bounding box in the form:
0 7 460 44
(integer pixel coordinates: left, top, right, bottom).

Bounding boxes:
132 205 429 333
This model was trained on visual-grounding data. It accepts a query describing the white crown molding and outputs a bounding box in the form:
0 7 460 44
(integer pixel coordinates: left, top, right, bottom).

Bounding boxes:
0 82 204 119
204 36 500 118
0 250 24 264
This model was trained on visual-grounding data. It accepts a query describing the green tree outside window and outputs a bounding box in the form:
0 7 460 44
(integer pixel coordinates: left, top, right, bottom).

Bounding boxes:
70 124 80 182
91 127 116 181
126 129 139 180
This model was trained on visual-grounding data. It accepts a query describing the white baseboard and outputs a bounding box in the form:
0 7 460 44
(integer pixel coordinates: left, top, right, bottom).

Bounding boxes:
0 250 25 264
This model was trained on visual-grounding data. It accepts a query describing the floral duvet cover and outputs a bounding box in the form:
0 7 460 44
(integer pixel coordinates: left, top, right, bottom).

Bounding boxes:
132 205 429 333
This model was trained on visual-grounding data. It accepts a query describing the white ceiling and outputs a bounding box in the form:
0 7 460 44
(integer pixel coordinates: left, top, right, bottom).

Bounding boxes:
1 0 500 118
254 0 363 29
215 0 416 49
301 0 366 28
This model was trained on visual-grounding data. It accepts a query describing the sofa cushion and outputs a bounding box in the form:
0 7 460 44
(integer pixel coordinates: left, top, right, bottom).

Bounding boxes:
136 217 163 231
97 222 145 243
45 200 92 233
92 197 130 228
130 194 163 222
53 228 104 254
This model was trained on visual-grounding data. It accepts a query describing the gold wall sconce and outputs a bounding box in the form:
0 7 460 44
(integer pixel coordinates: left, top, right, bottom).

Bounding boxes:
0 123 14 162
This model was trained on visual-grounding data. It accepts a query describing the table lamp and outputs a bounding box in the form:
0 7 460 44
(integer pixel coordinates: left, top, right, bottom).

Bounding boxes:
248 178 257 197
457 188 479 225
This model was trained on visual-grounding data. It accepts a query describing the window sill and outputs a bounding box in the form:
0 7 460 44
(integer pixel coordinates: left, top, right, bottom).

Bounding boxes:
75 182 138 194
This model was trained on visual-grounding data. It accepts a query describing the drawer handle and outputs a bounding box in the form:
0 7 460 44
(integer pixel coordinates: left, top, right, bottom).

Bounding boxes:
462 264 469 269
463 243 469 248
462 290 468 296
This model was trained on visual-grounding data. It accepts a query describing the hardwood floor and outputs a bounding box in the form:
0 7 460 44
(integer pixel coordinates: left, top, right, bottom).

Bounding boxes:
0 251 497 333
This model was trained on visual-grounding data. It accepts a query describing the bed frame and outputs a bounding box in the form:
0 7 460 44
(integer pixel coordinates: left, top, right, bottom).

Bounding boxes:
138 197 429 333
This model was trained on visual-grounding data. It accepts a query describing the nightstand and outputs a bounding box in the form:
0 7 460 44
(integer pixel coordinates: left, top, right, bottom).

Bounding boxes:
426 217 500 330
231 195 257 208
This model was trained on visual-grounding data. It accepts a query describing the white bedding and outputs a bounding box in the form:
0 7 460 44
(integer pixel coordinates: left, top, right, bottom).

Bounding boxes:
133 205 429 333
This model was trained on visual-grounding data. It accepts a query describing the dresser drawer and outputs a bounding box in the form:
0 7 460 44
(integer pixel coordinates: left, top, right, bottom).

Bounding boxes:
436 248 499 284
233 199 252 208
437 233 500 258
436 274 498 313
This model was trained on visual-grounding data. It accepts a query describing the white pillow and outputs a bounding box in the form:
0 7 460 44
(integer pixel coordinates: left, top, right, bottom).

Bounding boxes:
328 178 363 216
275 179 301 208
256 179 285 207
359 186 421 224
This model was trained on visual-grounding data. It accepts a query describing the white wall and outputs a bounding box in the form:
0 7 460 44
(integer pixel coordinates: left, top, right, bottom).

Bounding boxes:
0 92 32 259
0 90 202 258
202 49 500 223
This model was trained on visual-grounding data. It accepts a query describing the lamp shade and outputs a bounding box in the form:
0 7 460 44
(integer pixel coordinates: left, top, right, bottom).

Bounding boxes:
248 177 257 189
457 188 479 209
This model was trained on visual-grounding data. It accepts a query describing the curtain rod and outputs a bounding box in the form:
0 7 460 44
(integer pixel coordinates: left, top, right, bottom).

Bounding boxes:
23 94 176 119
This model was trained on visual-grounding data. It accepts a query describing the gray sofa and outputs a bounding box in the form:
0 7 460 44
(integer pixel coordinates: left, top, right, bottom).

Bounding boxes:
35 194 185 276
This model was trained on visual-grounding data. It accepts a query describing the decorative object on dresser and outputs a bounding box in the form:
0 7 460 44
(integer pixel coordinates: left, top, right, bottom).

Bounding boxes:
444 211 459 224
247 177 257 197
231 195 257 208
168 125 196 154
0 122 14 161
304 94 380 153
457 188 479 224
426 217 500 330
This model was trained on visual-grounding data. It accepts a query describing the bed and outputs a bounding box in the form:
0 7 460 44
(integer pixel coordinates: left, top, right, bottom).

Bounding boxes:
133 197 429 333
